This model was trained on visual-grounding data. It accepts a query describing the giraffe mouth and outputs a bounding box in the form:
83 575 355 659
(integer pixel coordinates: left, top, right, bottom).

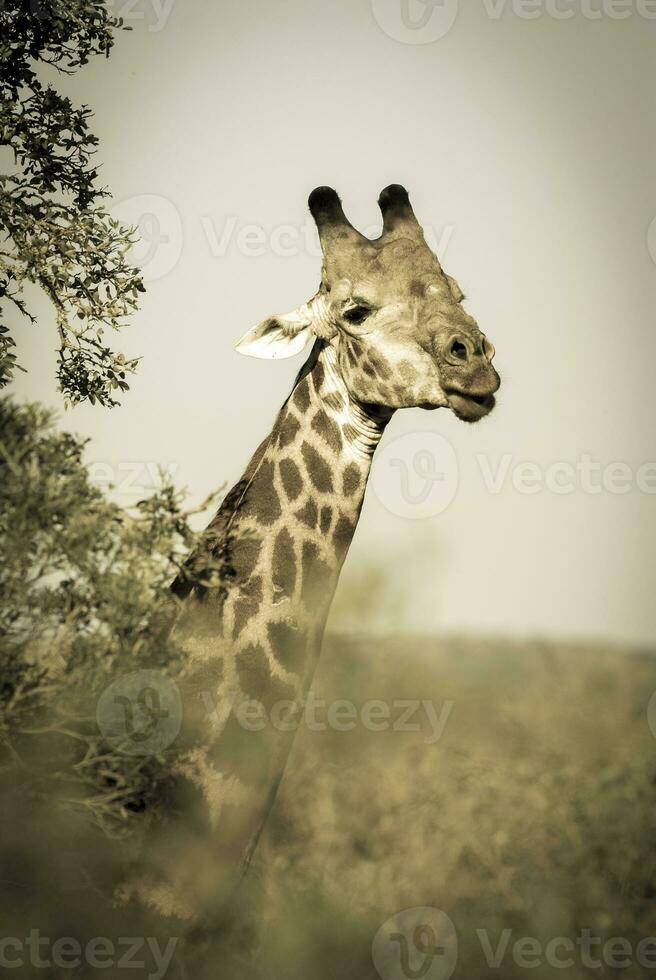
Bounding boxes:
445 389 496 422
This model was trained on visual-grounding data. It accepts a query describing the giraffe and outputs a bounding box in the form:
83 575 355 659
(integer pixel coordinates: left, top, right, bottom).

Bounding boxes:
132 185 500 924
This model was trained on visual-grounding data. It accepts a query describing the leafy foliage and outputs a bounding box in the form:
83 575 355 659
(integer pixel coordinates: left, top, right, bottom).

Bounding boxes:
0 398 225 837
0 0 144 405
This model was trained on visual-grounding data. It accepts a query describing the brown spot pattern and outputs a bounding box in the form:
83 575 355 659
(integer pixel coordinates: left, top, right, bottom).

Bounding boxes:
267 620 306 674
342 463 361 496
272 528 296 598
236 644 292 708
232 575 262 638
296 498 318 529
279 457 303 501
241 460 281 525
398 359 418 384
301 540 331 608
311 409 342 454
277 413 300 449
312 360 325 392
320 505 333 534
301 441 333 493
293 380 311 413
333 515 355 555
231 536 262 582
368 350 392 379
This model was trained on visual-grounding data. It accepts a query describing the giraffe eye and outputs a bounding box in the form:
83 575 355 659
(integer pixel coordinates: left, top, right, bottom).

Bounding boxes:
342 305 372 325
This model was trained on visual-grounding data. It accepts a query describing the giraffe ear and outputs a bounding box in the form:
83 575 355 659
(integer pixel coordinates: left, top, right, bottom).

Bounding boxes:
235 309 313 360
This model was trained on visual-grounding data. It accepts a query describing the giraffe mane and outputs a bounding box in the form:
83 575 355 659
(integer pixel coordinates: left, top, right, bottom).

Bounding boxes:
289 337 325 394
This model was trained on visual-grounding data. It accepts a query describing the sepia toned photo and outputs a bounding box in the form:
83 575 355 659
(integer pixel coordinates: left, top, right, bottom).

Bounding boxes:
1 1 654 977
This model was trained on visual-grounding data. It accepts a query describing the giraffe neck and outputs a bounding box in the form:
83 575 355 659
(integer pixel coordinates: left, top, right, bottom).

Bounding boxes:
221 339 392 698
166 341 392 906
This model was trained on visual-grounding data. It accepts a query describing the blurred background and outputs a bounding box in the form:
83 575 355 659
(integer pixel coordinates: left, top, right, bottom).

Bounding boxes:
4 4 656 977
10 0 656 646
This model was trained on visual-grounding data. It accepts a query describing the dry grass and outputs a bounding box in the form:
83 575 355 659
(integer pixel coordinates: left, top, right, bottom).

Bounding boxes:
3 634 656 979
246 635 656 980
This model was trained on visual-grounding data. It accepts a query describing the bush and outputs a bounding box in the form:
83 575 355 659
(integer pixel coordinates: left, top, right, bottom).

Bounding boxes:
0 0 143 404
0 397 223 838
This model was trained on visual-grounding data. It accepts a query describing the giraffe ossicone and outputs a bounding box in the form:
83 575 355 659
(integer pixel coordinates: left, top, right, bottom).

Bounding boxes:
137 185 500 923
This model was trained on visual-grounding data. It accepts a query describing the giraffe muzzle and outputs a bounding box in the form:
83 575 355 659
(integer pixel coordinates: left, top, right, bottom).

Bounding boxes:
444 385 498 422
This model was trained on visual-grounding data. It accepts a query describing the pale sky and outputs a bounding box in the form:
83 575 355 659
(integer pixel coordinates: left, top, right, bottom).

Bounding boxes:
11 0 656 645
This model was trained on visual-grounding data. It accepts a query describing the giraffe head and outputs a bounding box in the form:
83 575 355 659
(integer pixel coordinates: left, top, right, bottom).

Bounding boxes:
237 185 500 423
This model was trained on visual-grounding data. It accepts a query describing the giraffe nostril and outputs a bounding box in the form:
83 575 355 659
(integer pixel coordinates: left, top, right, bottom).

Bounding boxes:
450 339 468 362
